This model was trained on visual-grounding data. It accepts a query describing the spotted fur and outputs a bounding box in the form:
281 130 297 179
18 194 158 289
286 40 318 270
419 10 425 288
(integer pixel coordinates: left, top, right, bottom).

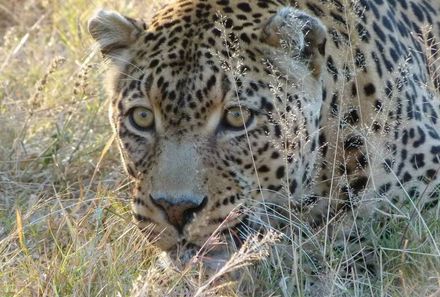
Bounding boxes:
89 0 440 269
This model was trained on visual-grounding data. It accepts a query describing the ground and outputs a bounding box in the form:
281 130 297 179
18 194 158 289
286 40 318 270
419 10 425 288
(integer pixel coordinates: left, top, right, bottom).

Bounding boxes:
0 0 439 296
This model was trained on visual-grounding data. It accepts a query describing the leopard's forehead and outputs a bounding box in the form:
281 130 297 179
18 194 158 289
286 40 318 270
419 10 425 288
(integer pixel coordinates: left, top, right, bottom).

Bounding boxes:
145 0 281 59
149 0 281 28
116 0 286 130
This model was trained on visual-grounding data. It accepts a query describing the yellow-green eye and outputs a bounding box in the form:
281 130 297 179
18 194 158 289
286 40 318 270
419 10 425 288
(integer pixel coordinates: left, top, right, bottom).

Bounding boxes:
223 107 253 129
130 107 154 130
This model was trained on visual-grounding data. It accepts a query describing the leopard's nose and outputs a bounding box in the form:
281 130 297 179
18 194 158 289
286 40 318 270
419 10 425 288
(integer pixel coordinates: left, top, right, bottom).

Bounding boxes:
150 194 207 233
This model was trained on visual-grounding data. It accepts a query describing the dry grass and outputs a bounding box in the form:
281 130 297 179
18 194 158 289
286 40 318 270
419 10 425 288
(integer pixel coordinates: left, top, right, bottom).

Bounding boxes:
1 0 440 296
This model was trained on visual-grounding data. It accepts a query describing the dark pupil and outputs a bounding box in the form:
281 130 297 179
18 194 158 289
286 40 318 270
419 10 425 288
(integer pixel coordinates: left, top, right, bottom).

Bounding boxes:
231 111 241 118
139 111 148 118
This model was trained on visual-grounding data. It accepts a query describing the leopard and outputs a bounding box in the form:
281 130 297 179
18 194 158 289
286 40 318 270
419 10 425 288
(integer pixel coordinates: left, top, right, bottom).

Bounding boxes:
88 0 440 279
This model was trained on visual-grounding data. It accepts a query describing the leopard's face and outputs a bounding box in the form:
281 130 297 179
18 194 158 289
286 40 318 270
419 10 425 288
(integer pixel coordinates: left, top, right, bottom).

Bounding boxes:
89 1 327 257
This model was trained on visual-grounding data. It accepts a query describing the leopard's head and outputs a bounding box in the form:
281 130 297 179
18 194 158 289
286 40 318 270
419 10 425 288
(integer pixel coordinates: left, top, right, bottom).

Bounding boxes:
88 0 326 266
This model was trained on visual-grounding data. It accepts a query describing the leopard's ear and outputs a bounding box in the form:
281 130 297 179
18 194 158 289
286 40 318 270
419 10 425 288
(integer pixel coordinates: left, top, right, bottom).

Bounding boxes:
261 7 327 77
88 9 146 63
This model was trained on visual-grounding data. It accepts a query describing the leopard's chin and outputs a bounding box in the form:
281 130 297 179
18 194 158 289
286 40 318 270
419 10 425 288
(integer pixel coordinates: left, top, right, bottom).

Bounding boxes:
164 224 250 272
166 242 231 272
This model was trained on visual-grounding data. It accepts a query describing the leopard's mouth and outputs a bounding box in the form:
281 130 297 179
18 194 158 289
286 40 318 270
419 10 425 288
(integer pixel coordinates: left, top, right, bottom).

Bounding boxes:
166 217 251 270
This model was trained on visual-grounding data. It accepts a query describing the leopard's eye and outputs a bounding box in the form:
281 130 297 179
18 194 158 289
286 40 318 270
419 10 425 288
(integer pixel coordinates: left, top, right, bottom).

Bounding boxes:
223 107 253 130
129 107 154 130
